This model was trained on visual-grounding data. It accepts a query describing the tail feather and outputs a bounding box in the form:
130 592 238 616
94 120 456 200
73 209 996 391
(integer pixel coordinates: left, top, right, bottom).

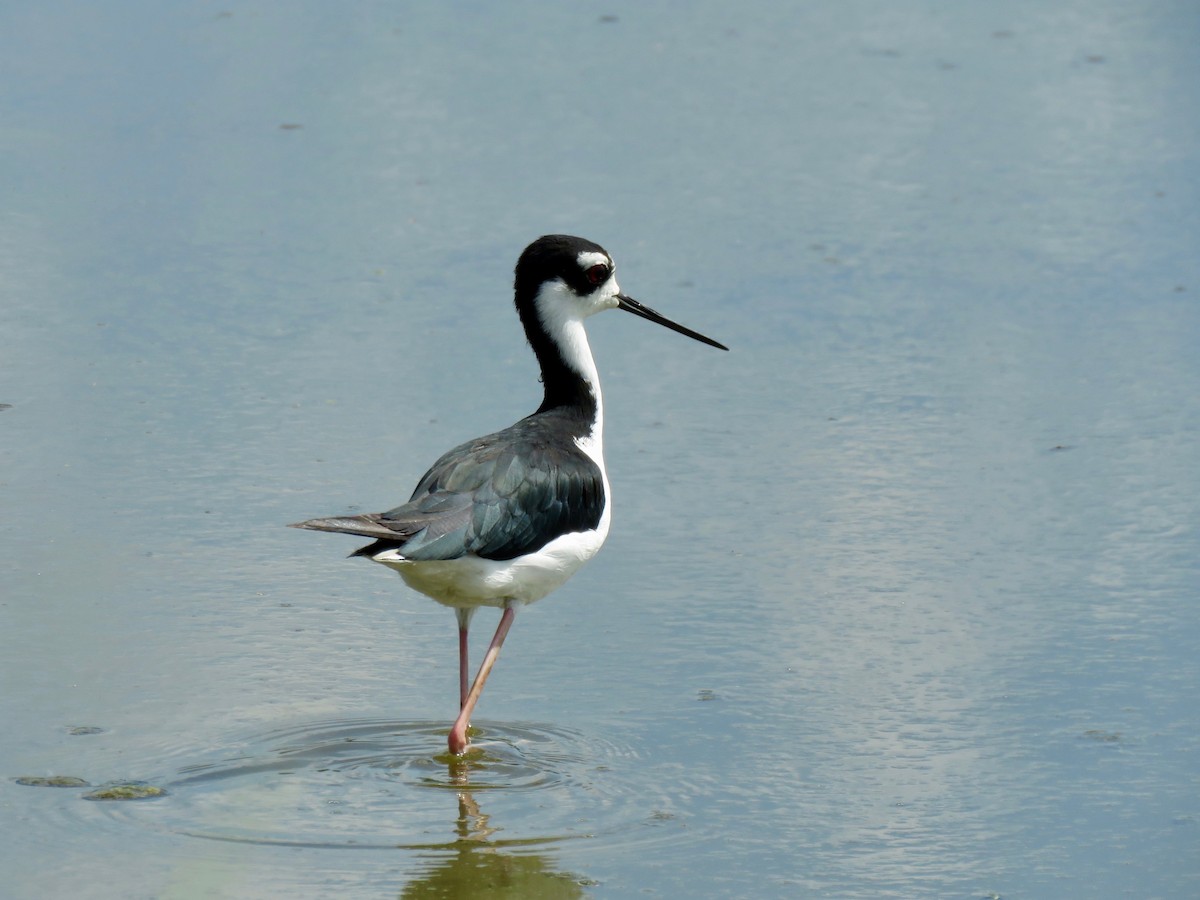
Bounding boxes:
289 515 413 542
349 539 405 559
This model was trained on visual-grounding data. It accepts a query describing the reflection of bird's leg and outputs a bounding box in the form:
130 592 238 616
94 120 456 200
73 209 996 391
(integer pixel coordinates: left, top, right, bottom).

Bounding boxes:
448 753 471 789
455 608 475 710
456 790 495 842
448 604 517 755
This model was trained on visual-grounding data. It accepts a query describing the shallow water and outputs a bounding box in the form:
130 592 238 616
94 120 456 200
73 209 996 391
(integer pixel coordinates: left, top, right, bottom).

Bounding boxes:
3 1 1198 897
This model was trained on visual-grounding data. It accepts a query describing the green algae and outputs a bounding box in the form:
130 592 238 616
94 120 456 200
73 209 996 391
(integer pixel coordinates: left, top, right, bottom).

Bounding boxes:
82 781 168 801
14 775 90 788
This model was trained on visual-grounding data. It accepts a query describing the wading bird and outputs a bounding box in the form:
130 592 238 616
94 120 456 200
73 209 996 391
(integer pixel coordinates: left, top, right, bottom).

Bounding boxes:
291 235 726 754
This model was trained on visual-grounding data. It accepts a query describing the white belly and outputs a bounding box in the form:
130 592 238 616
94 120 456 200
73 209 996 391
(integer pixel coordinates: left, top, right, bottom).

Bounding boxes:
372 519 611 609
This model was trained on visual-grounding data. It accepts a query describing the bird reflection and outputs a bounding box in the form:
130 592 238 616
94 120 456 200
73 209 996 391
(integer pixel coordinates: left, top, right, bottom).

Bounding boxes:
398 756 587 899
448 756 496 844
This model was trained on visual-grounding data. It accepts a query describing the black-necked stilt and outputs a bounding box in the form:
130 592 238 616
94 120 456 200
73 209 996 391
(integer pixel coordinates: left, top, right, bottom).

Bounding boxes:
291 235 726 755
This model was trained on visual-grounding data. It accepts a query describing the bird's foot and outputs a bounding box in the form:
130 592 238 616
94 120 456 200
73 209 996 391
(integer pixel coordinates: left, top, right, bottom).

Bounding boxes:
448 722 470 756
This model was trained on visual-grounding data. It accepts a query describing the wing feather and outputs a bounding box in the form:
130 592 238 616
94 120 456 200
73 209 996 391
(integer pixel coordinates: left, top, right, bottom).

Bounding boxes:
292 413 604 563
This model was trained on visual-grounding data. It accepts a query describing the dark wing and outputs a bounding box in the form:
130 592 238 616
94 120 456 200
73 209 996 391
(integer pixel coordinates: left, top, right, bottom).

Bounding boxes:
291 416 605 562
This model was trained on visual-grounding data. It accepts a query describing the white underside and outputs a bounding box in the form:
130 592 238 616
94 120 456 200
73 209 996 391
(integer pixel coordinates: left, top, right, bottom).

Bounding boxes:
373 511 610 609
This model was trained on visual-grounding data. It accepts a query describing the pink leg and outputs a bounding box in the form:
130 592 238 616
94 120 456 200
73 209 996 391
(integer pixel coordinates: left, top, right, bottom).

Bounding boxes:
458 625 470 709
448 605 517 755
454 608 474 711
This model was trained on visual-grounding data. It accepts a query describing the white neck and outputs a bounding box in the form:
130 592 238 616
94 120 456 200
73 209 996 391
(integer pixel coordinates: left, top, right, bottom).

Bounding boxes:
533 281 607 455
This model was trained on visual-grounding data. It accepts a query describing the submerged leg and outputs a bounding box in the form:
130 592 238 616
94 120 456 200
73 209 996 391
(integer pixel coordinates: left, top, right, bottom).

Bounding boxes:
448 604 517 755
455 607 475 710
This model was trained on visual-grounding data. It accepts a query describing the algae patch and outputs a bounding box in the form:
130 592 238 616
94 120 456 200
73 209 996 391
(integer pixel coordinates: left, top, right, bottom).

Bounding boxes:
14 775 90 788
83 781 168 801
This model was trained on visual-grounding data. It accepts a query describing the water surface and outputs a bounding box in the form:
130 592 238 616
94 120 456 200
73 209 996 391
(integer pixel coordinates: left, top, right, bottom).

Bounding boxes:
3 1 1198 897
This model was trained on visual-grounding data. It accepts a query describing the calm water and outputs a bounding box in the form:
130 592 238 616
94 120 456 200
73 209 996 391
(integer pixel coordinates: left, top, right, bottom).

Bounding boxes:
3 2 1198 897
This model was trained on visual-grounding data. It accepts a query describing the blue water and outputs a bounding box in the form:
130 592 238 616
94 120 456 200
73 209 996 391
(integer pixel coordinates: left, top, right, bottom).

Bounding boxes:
3 2 1198 897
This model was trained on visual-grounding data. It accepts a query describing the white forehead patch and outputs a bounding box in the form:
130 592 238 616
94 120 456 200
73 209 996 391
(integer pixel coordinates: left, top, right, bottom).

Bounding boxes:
576 250 612 271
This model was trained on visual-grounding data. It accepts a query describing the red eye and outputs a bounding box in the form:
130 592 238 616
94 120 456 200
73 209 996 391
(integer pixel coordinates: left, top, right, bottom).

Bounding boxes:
586 264 608 285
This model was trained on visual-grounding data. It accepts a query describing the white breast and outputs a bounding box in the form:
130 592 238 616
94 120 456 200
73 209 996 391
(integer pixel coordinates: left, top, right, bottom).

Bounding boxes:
372 518 609 609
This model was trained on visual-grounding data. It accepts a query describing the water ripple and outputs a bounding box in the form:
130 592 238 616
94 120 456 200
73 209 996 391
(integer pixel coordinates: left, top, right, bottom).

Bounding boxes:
77 717 683 853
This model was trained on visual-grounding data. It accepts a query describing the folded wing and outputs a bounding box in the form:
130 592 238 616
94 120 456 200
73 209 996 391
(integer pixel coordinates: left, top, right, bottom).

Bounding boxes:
290 415 605 562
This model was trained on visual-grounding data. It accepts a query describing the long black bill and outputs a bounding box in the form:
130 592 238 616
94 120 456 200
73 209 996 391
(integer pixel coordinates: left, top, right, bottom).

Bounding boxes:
616 294 728 351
